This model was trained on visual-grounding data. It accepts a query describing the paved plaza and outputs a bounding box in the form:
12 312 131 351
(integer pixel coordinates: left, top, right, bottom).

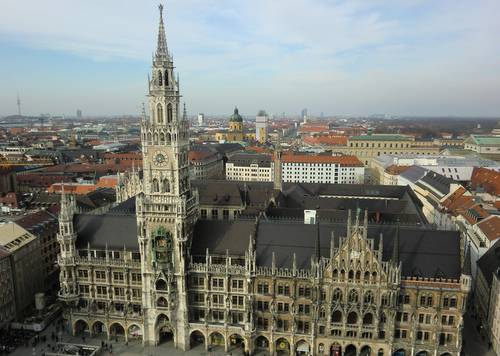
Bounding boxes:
6 310 497 356
7 319 248 356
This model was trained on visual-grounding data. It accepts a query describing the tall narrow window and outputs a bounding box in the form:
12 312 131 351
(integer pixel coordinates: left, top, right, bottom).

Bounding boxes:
162 179 170 193
158 70 163 86
152 179 159 192
164 70 169 86
157 103 163 124
167 103 173 123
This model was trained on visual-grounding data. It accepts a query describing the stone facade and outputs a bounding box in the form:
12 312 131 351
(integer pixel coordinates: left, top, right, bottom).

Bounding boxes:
57 6 470 356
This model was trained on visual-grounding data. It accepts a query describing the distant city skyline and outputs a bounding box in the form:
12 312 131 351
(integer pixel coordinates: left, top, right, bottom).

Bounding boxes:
1 0 500 117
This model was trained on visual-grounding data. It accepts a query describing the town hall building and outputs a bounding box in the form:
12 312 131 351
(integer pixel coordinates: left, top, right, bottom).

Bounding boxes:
57 6 471 356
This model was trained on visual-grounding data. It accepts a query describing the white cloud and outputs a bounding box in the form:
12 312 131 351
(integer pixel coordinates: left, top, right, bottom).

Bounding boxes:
0 0 499 115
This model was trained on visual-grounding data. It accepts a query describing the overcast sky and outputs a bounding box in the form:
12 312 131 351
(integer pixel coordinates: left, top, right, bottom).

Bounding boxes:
1 0 500 117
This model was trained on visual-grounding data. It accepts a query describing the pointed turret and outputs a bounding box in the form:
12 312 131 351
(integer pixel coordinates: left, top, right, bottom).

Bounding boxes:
155 4 168 59
347 209 352 238
315 216 321 262
392 225 400 264
363 209 368 239
274 132 283 192
330 231 335 260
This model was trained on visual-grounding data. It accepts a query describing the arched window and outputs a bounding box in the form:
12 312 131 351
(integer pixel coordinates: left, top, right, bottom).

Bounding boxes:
332 269 338 279
156 279 167 290
153 133 158 144
364 271 370 281
166 132 171 143
333 288 342 302
363 313 373 325
167 103 173 123
147 132 152 144
364 291 374 304
348 289 358 303
347 312 358 324
332 310 342 323
348 270 354 280
157 297 168 307
164 70 169 86
160 132 165 144
355 271 361 281
157 103 163 124
152 179 159 192
158 70 163 86
162 179 170 193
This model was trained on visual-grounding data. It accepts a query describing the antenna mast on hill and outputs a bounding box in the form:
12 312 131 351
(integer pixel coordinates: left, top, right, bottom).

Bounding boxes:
17 93 22 116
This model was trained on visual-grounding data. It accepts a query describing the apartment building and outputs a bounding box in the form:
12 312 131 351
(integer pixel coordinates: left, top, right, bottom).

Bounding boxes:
282 154 365 184
0 222 44 318
226 153 274 182
334 134 440 167
0 247 16 329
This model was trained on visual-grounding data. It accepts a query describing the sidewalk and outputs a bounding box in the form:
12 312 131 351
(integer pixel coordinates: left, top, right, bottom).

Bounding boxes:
462 308 497 356
8 320 244 356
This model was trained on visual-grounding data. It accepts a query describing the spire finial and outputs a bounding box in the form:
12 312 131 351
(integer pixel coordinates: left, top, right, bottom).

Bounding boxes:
155 3 168 58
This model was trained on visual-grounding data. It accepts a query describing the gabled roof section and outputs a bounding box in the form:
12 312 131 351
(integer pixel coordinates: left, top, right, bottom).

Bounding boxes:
191 219 462 279
477 216 500 242
418 170 454 197
74 196 138 250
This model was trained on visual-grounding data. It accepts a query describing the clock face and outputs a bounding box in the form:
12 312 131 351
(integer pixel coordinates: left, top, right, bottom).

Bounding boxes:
154 152 168 167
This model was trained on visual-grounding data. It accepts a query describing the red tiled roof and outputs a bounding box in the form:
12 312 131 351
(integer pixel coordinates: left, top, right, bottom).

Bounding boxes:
16 209 58 230
0 192 20 208
477 216 500 241
303 135 348 146
385 165 411 175
298 126 330 134
282 153 363 166
189 151 217 161
17 174 73 188
471 167 500 196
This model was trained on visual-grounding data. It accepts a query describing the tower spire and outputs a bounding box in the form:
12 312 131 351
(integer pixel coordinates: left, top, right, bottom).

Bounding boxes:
155 3 168 58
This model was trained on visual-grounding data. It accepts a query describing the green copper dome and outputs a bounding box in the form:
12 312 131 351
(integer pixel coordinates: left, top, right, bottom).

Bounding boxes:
229 107 243 122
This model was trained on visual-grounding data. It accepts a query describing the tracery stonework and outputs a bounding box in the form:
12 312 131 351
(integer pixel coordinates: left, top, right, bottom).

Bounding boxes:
57 5 470 356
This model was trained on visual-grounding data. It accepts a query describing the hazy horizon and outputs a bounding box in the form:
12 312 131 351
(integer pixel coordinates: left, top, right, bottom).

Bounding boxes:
1 0 500 117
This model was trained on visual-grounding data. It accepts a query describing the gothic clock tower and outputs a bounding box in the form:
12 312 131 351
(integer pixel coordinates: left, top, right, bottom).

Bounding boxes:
137 4 198 348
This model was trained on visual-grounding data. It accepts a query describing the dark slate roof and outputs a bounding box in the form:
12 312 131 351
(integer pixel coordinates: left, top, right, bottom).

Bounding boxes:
193 180 243 206
191 220 255 256
191 219 462 279
227 153 272 167
419 171 454 197
191 180 428 225
400 165 428 183
74 197 138 250
477 239 500 286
